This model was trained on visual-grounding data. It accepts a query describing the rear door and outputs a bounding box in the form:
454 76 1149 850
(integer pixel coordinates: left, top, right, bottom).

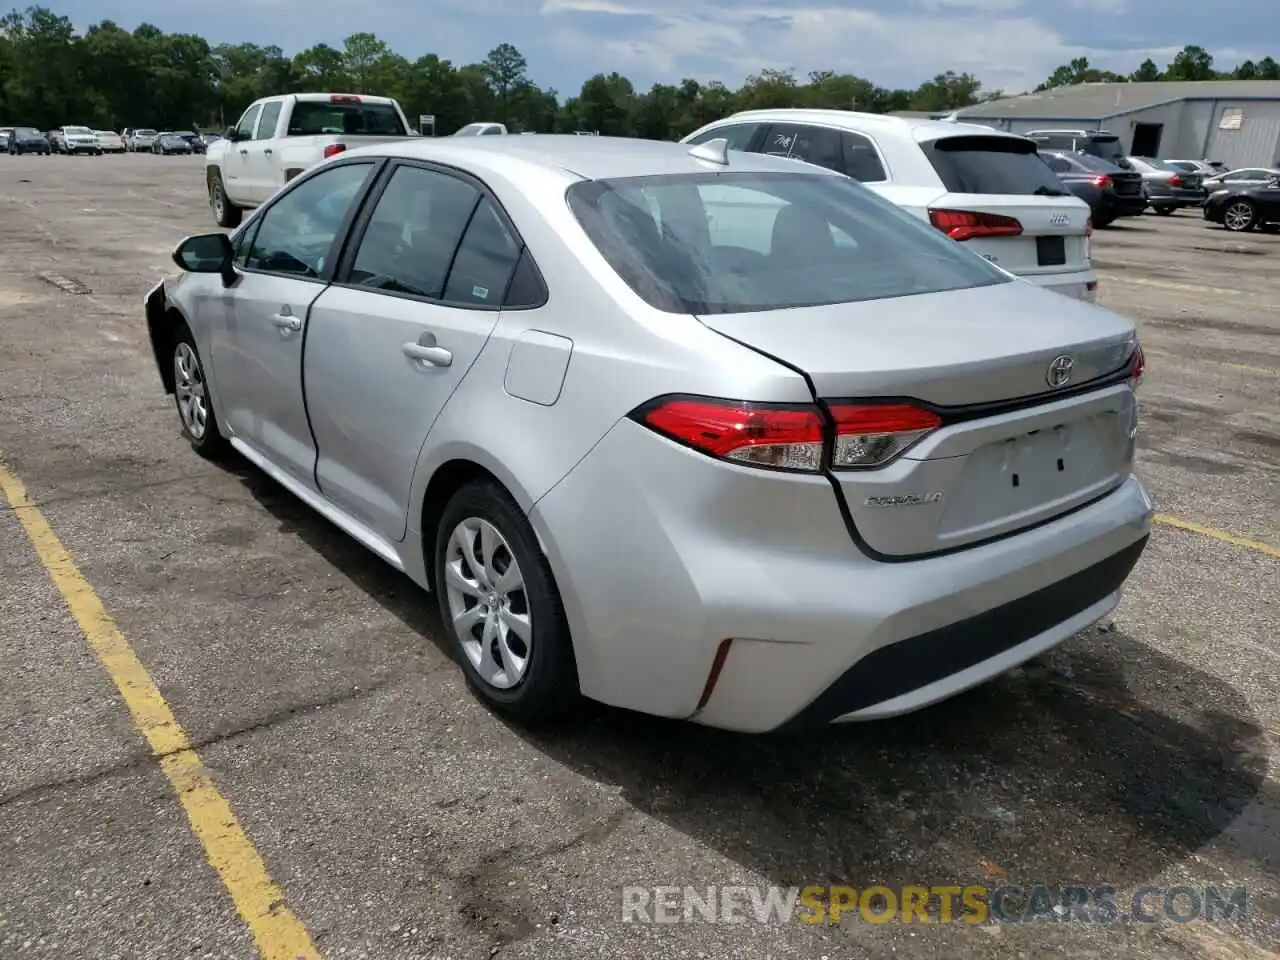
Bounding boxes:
919 134 1092 278
303 162 525 541
246 100 283 203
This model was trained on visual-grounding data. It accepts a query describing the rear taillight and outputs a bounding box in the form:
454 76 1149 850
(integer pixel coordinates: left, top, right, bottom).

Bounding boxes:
1128 344 1145 387
1089 174 1113 189
929 209 1023 241
631 397 941 472
636 398 825 471
1168 174 1182 187
330 95 362 104
323 143 347 159
828 403 942 468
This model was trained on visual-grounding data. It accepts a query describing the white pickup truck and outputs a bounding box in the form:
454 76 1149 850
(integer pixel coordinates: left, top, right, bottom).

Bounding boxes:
205 92 415 227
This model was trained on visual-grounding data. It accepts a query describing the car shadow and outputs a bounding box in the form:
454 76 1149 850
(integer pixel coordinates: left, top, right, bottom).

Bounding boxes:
213 453 1268 895
1102 220 1157 232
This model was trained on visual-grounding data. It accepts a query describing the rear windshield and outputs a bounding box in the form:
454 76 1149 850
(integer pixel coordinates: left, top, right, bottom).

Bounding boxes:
566 171 1010 315
287 101 407 136
1082 136 1126 164
64 126 91 134
136 129 157 136
922 135 1070 196
1167 161 1198 173
17 127 42 136
1066 153 1124 173
1132 156 1176 172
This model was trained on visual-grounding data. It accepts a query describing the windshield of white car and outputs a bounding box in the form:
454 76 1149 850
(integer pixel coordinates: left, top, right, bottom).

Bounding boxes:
567 171 1010 315
64 126 91 134
136 129 157 136
287 101 407 136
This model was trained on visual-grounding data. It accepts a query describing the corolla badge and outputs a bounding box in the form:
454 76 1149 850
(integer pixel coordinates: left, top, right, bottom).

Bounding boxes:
1046 354 1074 388
1049 213 1071 226
864 492 943 507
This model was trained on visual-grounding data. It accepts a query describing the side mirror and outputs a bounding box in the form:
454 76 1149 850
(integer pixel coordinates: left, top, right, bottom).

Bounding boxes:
173 233 234 279
222 126 241 143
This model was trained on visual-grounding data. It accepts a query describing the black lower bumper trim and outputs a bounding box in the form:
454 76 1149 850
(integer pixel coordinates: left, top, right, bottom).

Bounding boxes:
780 535 1149 729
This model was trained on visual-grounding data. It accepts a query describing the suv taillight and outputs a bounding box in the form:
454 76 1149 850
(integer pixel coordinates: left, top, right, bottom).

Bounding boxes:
1089 174 1113 189
1128 344 1145 388
1168 173 1182 187
929 208 1023 241
631 397 941 473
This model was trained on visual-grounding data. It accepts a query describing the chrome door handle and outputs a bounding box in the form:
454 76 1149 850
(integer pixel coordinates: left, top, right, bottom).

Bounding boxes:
272 313 301 332
263 148 272 155
239 148 248 155
402 342 452 367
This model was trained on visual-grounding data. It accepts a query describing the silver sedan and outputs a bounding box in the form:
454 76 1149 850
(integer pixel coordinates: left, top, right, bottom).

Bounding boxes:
144 135 1153 732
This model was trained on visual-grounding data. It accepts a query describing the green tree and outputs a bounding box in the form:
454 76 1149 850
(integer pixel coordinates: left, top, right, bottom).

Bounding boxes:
1165 45 1215 81
1131 58 1161 82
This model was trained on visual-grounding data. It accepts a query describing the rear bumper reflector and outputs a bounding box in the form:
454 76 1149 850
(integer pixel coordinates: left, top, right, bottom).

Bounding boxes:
695 639 734 711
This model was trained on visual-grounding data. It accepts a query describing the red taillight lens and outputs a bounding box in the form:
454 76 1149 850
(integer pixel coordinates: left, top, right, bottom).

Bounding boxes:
637 398 826 471
828 403 942 468
323 143 347 159
1128 344 1145 387
329 95 362 104
1089 174 1112 188
929 208 1023 241
1168 174 1182 187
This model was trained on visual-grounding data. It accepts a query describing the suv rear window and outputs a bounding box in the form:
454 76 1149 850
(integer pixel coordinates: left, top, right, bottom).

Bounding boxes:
287 101 407 136
1065 152 1123 173
923 136 1070 196
1083 136 1126 164
566 171 1008 315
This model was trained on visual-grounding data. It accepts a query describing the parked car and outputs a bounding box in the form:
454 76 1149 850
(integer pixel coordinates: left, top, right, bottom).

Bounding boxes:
205 92 415 228
125 128 159 151
172 130 205 154
51 125 102 154
1038 150 1146 227
1202 173 1280 232
452 122 508 136
1025 129 1134 170
94 130 126 153
1125 156 1207 214
144 135 1151 732
1166 159 1227 178
1200 166 1280 193
153 133 192 155
201 133 221 147
682 109 1099 301
6 126 51 155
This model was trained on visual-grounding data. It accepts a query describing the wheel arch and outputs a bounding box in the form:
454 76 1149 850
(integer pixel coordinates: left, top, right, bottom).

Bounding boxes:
145 287 191 395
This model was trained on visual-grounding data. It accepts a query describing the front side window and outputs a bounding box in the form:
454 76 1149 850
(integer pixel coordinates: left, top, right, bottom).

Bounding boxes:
235 105 261 140
254 102 281 140
348 165 480 299
686 123 759 151
567 171 1009 315
923 135 1070 195
245 162 374 278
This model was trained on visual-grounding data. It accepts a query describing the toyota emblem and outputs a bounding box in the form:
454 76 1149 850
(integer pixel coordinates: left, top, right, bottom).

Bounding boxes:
1046 355 1074 388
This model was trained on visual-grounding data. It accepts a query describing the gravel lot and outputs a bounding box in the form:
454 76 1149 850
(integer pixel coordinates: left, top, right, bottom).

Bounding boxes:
0 154 1276 960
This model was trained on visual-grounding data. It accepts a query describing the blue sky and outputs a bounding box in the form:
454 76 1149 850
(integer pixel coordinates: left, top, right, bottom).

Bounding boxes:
57 0 1278 97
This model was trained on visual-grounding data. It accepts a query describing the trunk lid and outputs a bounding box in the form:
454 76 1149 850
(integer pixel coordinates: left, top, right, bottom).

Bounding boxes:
696 281 1139 556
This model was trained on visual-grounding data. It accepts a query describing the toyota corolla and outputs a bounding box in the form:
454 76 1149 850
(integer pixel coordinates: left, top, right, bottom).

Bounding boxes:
143 135 1152 732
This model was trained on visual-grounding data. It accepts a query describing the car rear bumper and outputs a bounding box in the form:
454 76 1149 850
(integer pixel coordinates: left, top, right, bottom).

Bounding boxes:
1023 266 1098 303
1101 196 1147 218
530 417 1153 732
1147 187 1207 207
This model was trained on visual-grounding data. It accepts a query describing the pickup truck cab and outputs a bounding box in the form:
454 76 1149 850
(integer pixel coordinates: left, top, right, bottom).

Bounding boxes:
205 93 414 227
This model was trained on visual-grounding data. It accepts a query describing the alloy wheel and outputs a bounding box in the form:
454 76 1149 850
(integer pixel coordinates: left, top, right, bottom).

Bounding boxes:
443 517 532 690
1224 202 1254 231
173 342 208 440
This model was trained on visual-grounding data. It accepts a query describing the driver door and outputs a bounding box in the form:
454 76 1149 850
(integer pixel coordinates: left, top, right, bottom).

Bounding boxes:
210 160 379 487
223 104 261 199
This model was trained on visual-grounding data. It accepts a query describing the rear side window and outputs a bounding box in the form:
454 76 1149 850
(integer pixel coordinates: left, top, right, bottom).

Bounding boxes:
442 197 522 306
686 123 760 151
288 100 407 136
566 171 1008 315
923 136 1069 196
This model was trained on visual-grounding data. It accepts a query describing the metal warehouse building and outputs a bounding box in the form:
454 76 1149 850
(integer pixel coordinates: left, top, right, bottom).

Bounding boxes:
950 81 1280 167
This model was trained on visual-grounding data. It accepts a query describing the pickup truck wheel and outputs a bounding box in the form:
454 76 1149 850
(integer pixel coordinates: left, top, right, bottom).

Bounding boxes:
208 170 242 228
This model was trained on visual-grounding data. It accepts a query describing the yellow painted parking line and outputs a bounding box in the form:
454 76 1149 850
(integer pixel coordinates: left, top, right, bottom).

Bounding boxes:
1155 513 1280 559
0 460 321 960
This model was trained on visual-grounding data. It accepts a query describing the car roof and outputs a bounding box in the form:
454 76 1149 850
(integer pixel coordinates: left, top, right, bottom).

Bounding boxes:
344 134 848 183
712 108 1029 145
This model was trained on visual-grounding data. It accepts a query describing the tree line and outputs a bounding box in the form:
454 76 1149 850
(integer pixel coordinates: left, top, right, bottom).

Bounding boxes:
1 5 1276 138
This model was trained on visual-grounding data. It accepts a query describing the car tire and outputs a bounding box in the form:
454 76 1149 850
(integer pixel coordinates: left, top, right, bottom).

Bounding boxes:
171 323 229 460
1223 200 1257 232
208 169 242 228
1094 214 1115 229
1154 206 1174 216
433 479 580 725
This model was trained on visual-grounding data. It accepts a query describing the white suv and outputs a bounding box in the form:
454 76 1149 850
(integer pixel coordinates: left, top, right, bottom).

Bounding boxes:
682 109 1098 302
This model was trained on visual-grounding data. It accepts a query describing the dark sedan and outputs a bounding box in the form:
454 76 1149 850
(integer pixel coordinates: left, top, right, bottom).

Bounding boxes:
1203 175 1280 232
174 130 205 154
152 134 192 155
6 127 51 155
1127 156 1207 214
1039 150 1146 227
